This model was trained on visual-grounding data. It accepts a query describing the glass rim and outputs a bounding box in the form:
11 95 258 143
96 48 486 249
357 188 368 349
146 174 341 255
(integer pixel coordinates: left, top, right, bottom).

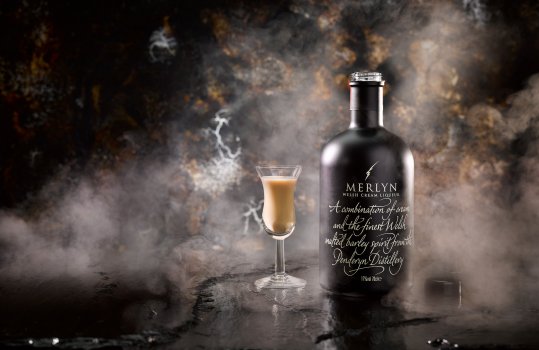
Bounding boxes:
255 165 301 169
256 164 301 178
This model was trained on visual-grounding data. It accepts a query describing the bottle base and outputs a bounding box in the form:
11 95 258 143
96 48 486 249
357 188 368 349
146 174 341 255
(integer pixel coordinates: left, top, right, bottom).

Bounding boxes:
319 283 391 299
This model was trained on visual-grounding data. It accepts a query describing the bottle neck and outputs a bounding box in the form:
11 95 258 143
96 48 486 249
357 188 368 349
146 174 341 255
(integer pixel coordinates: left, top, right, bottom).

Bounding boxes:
349 84 383 129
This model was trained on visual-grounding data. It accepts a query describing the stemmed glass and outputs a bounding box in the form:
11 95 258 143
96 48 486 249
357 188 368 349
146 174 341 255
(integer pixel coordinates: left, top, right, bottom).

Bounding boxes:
255 165 306 289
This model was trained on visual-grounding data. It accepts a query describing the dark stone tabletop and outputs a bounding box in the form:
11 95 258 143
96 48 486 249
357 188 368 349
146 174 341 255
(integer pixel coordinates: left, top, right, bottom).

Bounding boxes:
1 252 539 349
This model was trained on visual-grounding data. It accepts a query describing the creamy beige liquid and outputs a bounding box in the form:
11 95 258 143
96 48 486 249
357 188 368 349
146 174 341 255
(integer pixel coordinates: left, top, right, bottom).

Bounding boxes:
261 176 297 235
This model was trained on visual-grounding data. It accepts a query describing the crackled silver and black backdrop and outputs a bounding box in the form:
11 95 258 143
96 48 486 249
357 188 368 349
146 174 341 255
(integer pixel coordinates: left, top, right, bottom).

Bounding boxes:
1 0 539 345
320 72 413 296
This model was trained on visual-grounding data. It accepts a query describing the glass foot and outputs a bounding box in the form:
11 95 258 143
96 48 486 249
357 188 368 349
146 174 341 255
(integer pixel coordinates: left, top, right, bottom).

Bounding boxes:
255 273 306 289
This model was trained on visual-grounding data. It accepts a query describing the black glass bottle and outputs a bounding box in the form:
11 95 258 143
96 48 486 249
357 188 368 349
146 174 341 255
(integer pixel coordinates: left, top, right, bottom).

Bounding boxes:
320 72 414 296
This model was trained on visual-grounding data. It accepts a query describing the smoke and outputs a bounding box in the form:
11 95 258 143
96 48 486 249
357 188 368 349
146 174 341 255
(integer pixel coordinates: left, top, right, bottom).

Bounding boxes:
1 0 539 327
0 107 249 326
188 110 242 195
398 74 539 310
1 156 184 287
148 17 178 63
463 0 492 24
383 2 539 310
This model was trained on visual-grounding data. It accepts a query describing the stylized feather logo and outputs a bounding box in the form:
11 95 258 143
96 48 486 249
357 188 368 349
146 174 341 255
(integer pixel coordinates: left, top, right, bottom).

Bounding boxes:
365 161 379 180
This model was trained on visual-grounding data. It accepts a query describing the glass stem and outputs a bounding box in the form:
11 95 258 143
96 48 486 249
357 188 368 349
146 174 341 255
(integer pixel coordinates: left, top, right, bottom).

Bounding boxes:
275 240 285 276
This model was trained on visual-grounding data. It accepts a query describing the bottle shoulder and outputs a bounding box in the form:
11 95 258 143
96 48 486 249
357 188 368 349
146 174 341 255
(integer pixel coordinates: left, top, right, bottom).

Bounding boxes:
321 127 413 166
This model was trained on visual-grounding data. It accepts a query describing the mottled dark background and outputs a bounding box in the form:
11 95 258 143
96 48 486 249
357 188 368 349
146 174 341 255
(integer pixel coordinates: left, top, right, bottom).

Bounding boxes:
1 0 539 343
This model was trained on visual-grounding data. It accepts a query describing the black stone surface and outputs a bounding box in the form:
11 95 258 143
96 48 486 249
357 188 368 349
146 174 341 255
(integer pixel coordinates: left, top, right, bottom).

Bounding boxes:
1 253 539 349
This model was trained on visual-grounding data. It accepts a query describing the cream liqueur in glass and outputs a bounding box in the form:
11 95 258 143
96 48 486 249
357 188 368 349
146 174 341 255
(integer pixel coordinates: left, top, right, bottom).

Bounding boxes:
255 165 305 289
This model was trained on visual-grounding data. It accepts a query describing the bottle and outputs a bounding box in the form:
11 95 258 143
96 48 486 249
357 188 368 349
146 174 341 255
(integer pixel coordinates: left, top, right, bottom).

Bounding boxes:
319 71 414 296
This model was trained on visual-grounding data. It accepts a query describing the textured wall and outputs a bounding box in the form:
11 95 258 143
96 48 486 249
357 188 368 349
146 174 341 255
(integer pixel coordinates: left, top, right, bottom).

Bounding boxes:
1 0 539 310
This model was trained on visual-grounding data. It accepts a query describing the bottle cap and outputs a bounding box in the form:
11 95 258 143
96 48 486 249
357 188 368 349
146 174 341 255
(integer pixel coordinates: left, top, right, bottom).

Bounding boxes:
349 71 383 83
